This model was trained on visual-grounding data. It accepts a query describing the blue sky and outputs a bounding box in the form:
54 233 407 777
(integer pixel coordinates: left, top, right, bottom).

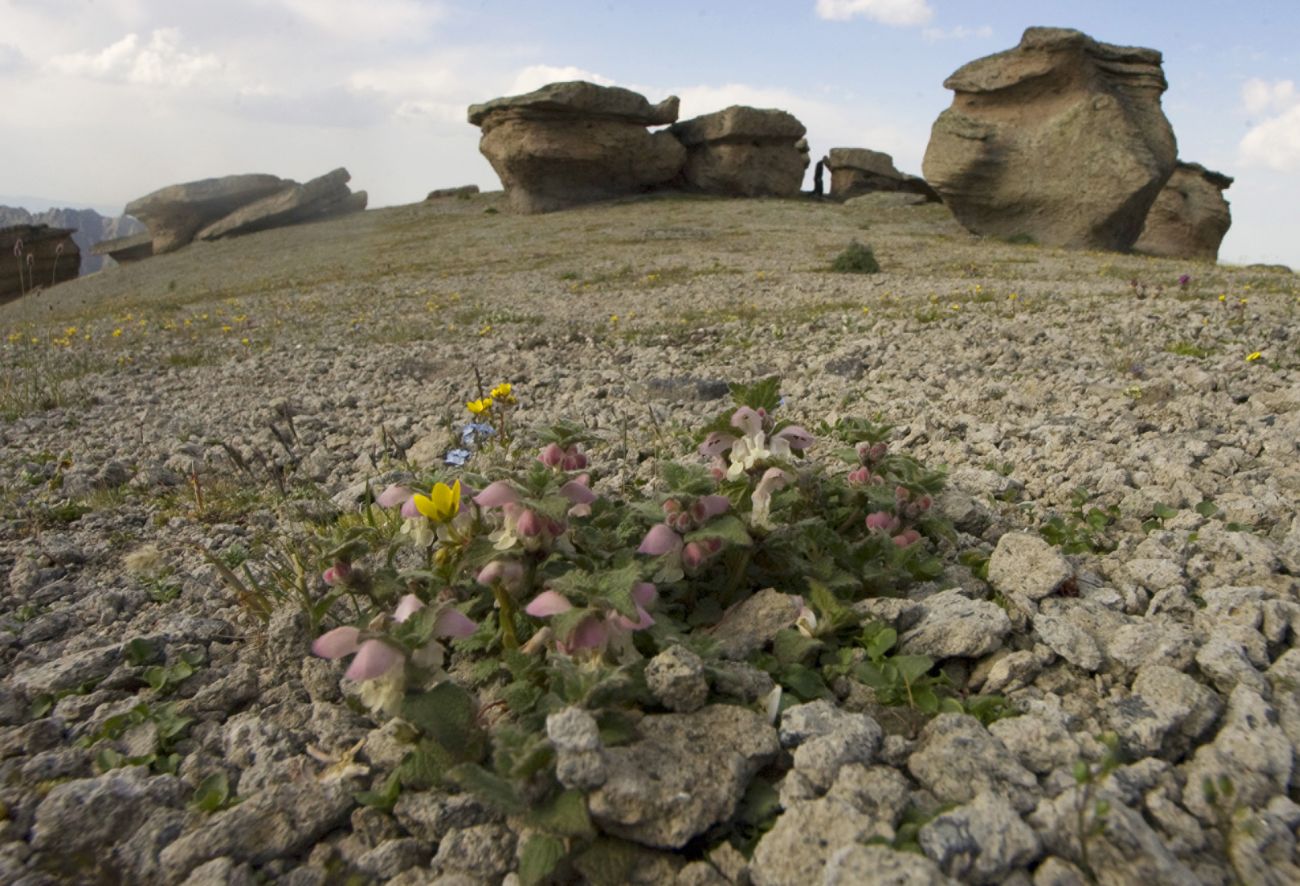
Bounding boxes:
2 1 1297 265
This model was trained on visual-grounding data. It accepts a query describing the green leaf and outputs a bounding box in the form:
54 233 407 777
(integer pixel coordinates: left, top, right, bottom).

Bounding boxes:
863 625 897 662
684 514 752 548
398 739 453 789
192 772 231 813
1152 503 1179 520
95 747 127 773
447 763 527 816
772 628 821 665
779 663 830 700
518 834 567 886
526 789 595 838
1195 500 1218 518
572 838 643 886
730 376 782 413
401 683 484 761
807 579 854 629
124 638 161 666
355 772 402 812
892 654 934 685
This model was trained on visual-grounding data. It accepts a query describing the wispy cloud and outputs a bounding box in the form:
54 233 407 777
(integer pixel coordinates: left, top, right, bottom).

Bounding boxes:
509 65 615 95
1239 78 1300 171
46 29 221 87
814 0 933 27
921 25 993 42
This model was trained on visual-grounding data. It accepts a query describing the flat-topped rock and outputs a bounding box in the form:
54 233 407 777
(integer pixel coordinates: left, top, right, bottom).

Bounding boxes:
197 168 366 240
1135 161 1233 261
825 147 940 202
468 80 679 130
126 174 290 254
91 231 154 264
670 105 808 197
923 26 1177 251
469 80 686 213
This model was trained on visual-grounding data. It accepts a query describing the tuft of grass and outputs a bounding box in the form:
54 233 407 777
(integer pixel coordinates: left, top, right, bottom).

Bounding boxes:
830 241 881 274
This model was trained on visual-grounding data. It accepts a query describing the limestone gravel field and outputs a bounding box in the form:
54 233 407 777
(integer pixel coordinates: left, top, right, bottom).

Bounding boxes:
1 192 1299 884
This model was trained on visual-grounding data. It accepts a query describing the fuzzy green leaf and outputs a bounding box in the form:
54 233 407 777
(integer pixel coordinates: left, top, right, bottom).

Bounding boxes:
527 789 595 838
572 838 643 886
684 514 752 548
730 376 782 413
518 834 567 886
772 628 821 666
192 772 231 813
401 682 483 761
398 739 453 789
447 763 527 816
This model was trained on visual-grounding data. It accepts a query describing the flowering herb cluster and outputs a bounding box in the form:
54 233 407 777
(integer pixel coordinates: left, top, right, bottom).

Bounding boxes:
288 377 961 878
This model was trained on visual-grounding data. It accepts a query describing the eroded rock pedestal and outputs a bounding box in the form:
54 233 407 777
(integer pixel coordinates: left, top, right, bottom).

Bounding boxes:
1134 161 1232 261
670 106 809 197
825 148 939 202
468 81 686 213
922 27 1177 251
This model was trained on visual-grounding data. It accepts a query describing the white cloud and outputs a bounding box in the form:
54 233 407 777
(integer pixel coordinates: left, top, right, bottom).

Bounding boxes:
268 0 444 42
1240 104 1300 172
509 65 615 95
1242 77 1296 116
46 29 220 86
921 25 993 42
0 43 25 73
814 0 933 26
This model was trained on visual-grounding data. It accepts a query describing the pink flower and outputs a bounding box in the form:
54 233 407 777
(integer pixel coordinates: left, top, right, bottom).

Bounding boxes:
311 595 476 681
475 481 521 508
773 425 814 451
477 559 525 591
322 562 352 586
639 523 684 556
539 442 565 468
525 590 574 617
691 494 730 523
866 511 899 534
376 484 413 508
730 406 764 436
699 431 736 458
847 467 870 486
516 509 544 538
892 529 922 547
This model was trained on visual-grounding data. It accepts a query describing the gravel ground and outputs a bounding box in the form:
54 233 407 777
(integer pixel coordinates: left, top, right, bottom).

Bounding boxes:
1 190 1298 884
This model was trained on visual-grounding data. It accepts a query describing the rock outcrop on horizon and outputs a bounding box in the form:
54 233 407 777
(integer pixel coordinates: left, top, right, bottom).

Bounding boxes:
823 148 940 202
0 224 79 303
127 174 290 254
91 231 154 265
1134 161 1233 261
670 106 809 197
922 27 1178 251
196 168 366 241
468 81 686 213
0 207 144 275
125 170 366 256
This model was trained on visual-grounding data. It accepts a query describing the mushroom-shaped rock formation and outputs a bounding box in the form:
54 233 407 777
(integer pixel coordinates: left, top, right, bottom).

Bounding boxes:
922 27 1178 251
125 174 290 254
197 168 367 241
1134 161 1233 261
91 232 153 265
468 81 686 213
1 225 79 303
824 148 940 202
670 106 809 197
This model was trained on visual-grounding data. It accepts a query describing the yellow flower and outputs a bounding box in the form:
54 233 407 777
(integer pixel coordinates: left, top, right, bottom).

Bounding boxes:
112 328 123 337
64 326 77 336
1218 294 1226 302
467 397 493 415
221 325 233 333
489 382 513 400
241 337 250 346
413 480 461 523
1246 351 1263 362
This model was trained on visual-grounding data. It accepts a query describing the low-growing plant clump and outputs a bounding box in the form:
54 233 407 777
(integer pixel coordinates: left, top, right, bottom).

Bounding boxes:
216 377 1007 879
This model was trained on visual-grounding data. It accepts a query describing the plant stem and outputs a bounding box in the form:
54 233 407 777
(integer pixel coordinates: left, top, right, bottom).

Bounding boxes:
493 585 518 649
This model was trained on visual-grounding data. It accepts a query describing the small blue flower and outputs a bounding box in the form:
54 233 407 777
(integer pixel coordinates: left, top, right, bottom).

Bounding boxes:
444 448 471 466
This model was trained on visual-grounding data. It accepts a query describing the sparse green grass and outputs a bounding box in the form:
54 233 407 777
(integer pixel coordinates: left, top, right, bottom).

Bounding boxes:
1165 340 1214 359
830 241 880 274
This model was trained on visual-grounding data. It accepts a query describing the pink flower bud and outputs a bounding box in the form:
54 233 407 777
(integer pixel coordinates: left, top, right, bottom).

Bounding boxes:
322 562 351 586
561 445 587 470
895 486 911 502
525 590 573 617
662 499 682 516
477 559 525 589
683 541 708 569
538 442 565 467
672 511 693 534
516 509 543 538
847 467 870 486
691 494 730 523
639 523 683 556
866 511 899 533
376 484 412 508
916 495 932 512
475 480 521 508
892 529 921 547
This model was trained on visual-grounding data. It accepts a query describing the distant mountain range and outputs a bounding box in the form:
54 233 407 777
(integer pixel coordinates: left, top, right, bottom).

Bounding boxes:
0 202 144 275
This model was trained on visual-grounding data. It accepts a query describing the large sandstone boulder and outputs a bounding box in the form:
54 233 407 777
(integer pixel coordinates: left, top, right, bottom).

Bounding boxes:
468 81 685 213
1 224 79 303
670 106 808 197
197 168 366 240
922 27 1178 251
1134 161 1232 261
825 148 939 202
126 174 289 254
